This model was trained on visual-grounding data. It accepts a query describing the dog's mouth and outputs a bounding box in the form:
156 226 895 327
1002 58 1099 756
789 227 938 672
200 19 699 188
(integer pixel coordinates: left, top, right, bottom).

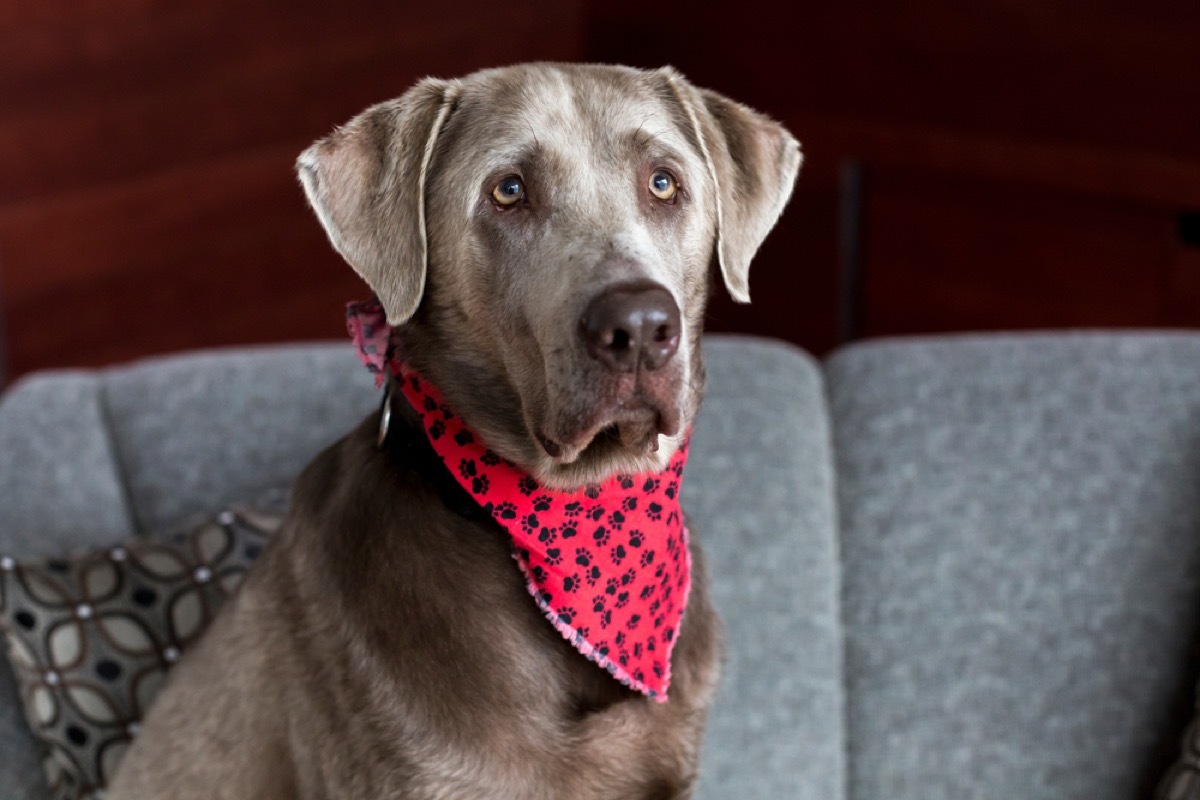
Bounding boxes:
536 396 680 469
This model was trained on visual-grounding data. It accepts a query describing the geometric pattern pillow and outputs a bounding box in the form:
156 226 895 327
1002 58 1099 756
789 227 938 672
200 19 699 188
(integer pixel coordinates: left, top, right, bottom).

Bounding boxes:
1158 684 1200 800
0 501 283 800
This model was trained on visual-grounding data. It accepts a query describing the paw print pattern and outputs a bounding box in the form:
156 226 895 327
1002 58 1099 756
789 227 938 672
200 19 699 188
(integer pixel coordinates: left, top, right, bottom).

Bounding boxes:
388 360 693 698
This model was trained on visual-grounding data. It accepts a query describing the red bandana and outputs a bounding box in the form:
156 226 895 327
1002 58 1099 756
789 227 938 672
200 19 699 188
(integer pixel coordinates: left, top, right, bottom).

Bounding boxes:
347 302 691 701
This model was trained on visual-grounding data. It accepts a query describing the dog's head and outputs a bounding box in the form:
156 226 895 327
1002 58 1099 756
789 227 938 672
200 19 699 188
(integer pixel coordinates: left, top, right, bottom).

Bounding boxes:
298 64 800 488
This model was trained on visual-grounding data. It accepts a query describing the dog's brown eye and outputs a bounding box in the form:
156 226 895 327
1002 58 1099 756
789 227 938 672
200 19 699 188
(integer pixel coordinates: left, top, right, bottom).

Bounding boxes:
491 176 525 207
648 170 678 202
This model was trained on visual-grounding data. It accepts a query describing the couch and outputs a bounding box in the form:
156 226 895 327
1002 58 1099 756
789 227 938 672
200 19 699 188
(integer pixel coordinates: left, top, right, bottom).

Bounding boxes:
2 333 1199 799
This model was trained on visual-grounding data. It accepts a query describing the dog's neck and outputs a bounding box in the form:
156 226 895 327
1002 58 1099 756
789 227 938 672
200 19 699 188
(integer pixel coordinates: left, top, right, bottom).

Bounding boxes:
348 300 693 701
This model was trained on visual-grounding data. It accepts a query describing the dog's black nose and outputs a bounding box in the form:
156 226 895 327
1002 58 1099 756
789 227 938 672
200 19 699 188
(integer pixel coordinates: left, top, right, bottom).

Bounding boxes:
580 285 681 372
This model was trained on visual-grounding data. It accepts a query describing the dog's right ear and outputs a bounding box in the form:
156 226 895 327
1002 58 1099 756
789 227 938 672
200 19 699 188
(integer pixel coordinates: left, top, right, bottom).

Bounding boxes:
297 78 460 326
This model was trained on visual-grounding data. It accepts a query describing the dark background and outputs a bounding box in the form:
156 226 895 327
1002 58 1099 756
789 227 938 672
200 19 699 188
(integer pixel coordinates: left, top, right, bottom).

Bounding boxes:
2 1 1198 383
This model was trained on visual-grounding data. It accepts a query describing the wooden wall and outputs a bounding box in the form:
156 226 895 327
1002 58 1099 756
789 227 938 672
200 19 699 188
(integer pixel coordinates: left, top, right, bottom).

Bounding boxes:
2 1 1199 383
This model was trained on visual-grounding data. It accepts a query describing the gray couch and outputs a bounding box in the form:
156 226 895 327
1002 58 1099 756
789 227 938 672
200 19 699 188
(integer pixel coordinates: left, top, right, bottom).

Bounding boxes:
3 333 1199 799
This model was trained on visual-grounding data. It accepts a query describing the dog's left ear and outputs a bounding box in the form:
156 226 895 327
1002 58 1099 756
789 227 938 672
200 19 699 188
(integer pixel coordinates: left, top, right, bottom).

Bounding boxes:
663 68 802 303
297 78 461 325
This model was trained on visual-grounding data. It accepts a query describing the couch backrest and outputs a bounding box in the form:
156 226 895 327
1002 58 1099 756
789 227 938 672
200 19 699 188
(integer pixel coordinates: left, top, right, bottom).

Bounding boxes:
828 334 1200 800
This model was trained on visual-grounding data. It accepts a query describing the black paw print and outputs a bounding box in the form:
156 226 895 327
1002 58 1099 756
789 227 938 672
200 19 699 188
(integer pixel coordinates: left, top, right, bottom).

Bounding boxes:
639 585 654 601
632 642 643 658
545 547 563 566
591 526 611 547
584 485 601 499
575 548 591 567
640 550 656 567
616 591 630 609
471 475 489 495
621 568 636 586
671 459 684 476
628 530 644 548
653 661 664 678
643 477 660 493
586 505 604 522
627 614 642 630
495 501 518 520
646 502 662 521
537 526 558 545
607 511 625 531
518 476 539 496
585 565 602 586
595 640 611 657
666 511 680 526
564 501 583 518
615 631 626 646
650 598 661 614
521 513 540 534
618 474 635 489
610 544 627 565
532 565 547 582
618 650 630 667
558 607 576 625
458 459 477 479
605 577 619 596
562 573 580 593
454 429 474 446
561 525 578 539
598 610 613 629
481 450 501 466
665 481 678 499
423 396 438 412
408 376 421 391
532 495 553 512
634 669 645 683
621 497 637 512
592 595 607 613
429 420 446 440
663 627 675 643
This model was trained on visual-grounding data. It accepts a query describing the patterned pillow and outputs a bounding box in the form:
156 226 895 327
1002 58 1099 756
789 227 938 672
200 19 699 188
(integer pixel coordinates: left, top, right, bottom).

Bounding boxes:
0 501 284 800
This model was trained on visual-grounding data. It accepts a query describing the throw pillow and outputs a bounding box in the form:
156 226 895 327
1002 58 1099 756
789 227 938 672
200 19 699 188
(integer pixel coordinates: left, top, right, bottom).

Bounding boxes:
0 500 283 800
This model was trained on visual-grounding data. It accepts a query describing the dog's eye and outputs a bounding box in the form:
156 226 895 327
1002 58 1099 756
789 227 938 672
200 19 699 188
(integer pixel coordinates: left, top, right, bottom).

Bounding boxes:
491 176 525 207
648 170 678 202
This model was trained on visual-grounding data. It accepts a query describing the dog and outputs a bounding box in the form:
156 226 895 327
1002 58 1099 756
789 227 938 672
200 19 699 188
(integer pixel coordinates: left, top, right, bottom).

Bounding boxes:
109 63 800 799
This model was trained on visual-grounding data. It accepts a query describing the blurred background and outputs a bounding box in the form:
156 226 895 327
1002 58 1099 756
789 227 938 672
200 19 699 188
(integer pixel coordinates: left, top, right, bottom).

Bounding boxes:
1 0 1198 385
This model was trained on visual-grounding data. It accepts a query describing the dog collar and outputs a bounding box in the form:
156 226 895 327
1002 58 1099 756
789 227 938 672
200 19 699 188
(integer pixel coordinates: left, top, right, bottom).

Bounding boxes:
347 301 691 701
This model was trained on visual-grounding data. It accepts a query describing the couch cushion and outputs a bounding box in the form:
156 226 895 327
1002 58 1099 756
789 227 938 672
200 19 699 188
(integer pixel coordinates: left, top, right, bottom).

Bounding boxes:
828 333 1200 800
692 337 844 800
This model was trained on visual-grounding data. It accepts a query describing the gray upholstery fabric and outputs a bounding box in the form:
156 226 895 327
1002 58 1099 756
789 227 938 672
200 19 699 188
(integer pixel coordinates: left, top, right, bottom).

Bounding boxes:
692 337 843 800
828 333 1200 800
100 344 378 534
0 336 839 799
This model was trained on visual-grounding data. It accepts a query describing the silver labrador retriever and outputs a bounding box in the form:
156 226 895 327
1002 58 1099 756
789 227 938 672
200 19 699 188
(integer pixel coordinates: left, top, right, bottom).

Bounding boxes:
110 63 800 799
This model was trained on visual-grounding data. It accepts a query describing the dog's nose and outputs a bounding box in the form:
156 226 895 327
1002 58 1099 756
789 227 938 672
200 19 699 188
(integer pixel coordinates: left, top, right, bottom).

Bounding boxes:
580 285 681 372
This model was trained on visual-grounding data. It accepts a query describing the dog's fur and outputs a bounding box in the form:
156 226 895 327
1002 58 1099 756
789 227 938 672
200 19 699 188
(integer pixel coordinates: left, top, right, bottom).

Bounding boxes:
109 63 799 799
